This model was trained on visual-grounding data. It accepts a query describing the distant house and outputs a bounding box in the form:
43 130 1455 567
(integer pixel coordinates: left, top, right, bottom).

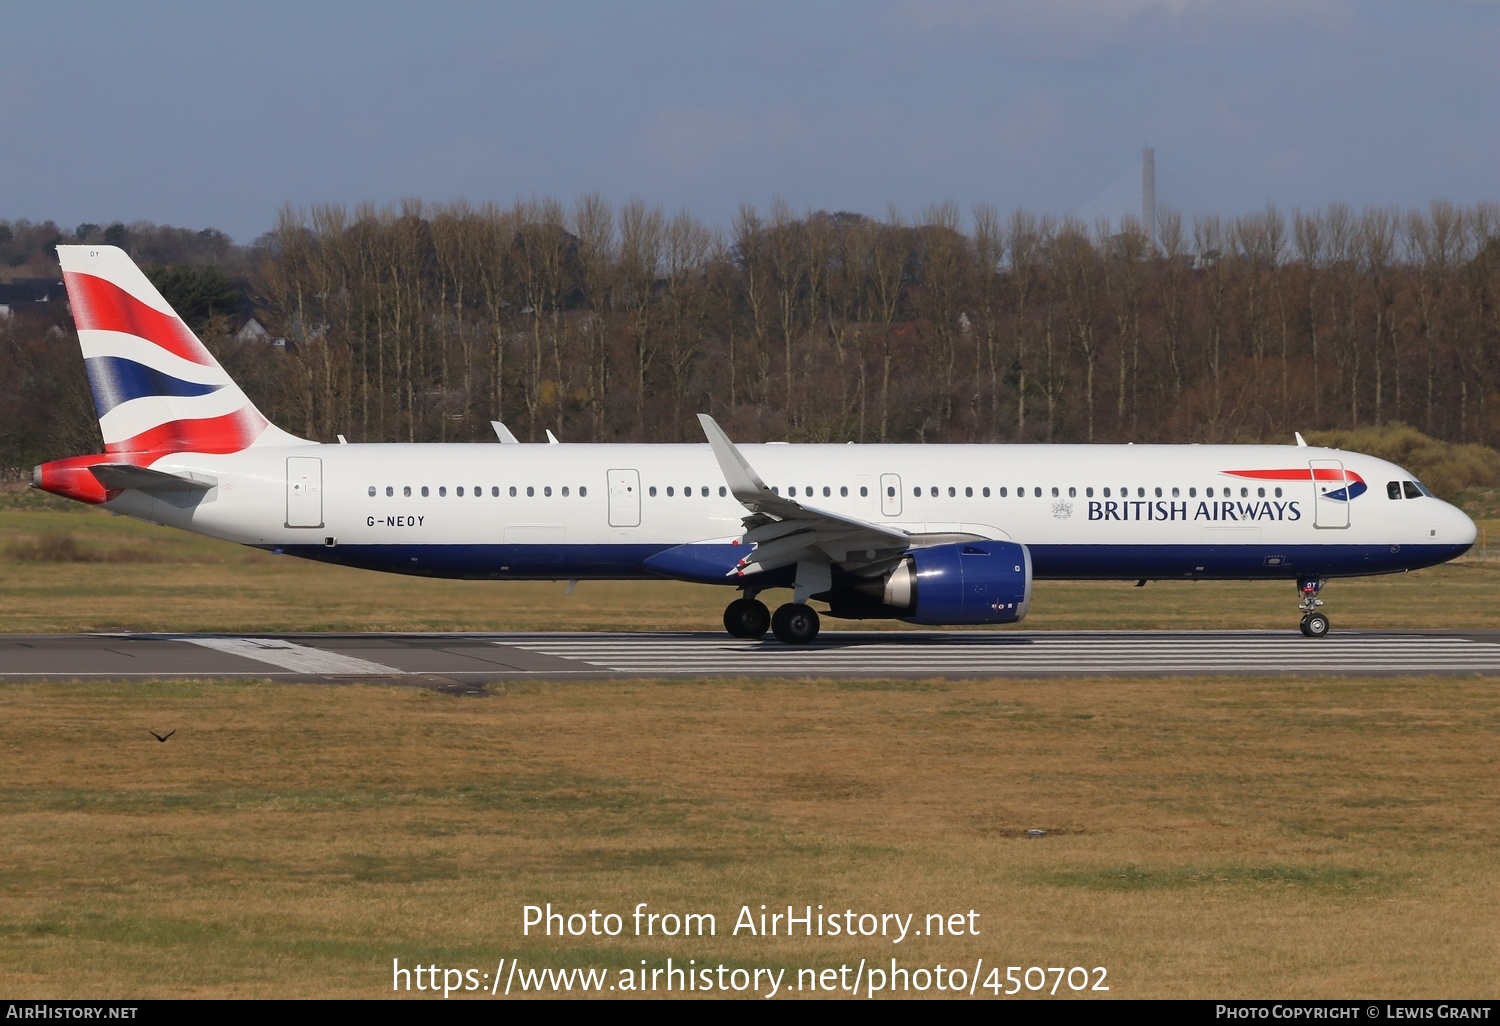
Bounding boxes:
233 316 286 347
0 278 68 319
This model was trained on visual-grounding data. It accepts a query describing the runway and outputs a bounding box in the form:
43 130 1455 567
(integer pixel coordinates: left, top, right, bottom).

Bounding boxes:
4 629 1500 683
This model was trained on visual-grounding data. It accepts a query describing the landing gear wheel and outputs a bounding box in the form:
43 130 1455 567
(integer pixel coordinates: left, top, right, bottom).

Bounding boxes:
723 598 770 638
1300 612 1330 638
771 602 820 644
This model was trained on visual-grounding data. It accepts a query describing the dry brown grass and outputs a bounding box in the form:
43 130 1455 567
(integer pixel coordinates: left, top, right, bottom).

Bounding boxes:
1 676 1496 998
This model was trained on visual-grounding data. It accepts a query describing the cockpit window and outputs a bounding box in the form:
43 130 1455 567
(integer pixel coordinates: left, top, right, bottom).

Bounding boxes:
1403 480 1424 499
1387 481 1402 500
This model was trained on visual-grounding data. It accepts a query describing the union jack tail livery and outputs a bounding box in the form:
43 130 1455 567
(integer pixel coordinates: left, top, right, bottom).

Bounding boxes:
34 246 310 503
59 245 305 455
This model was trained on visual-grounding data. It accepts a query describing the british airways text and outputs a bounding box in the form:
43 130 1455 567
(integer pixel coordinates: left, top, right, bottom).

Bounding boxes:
1088 500 1302 523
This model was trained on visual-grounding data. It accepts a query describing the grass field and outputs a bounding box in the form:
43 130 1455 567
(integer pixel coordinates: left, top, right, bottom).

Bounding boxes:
1 492 1497 999
1 675 1496 998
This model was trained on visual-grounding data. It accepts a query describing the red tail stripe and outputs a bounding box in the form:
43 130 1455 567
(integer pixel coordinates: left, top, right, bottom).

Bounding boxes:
1224 468 1366 484
105 408 268 455
63 271 214 367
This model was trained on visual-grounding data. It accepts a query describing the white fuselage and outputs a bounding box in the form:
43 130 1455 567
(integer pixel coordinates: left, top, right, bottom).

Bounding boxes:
107 441 1476 585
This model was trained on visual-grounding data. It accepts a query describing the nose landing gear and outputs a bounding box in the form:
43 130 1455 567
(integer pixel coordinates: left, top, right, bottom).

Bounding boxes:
1297 577 1329 637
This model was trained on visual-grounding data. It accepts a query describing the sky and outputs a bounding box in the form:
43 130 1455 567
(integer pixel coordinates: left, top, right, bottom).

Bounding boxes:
3 0 1497 244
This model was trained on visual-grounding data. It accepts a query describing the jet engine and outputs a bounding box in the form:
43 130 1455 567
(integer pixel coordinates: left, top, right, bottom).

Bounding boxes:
827 540 1032 625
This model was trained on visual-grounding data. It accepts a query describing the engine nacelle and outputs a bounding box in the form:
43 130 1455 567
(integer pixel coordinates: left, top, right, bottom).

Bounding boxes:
827 540 1032 625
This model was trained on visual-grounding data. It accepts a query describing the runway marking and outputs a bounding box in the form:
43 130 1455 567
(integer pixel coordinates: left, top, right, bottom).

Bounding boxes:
179 637 404 676
495 631 1500 675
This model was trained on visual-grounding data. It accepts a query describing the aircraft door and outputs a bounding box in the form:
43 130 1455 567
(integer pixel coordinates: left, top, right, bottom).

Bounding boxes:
1310 459 1351 529
285 456 323 528
607 469 641 527
880 473 903 516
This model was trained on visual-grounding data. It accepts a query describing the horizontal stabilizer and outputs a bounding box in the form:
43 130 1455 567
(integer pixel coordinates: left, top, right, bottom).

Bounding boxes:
88 463 215 493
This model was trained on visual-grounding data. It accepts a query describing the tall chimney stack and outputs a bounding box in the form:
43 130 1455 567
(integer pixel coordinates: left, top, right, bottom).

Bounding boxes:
1142 146 1156 246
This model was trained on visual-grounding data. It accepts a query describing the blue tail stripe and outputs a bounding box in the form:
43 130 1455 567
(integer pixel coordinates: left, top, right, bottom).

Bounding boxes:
84 356 223 417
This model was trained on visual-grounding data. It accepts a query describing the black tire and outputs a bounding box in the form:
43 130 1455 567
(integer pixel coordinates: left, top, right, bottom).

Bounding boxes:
771 602 820 644
723 598 770 638
1303 612 1330 638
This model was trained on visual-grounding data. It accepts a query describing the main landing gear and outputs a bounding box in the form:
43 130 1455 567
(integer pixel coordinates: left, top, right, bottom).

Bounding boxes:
770 602 820 644
1297 577 1329 638
721 592 821 644
723 596 770 638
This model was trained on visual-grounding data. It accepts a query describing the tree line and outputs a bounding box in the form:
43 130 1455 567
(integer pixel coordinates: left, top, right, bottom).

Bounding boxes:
3 197 1499 475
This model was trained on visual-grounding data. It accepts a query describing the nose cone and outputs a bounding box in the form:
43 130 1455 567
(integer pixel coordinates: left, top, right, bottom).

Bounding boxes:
1450 502 1478 551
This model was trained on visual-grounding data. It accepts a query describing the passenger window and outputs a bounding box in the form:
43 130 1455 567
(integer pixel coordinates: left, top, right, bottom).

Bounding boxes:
1138 487 1146 498
1068 487 1076 498
1240 487 1248 498
1103 487 1111 497
840 486 848 497
859 486 868 497
1257 487 1265 498
526 486 534 497
439 486 446 497
1171 487 1179 498
562 486 569 497
965 487 972 497
1189 487 1196 497
1274 487 1282 498
948 487 956 498
544 486 552 497
1034 487 1042 498
490 487 498 497
667 486 675 497
457 487 464 497
509 486 517 497
998 487 1007 497
718 486 726 497
982 486 990 497
931 486 939 498
788 486 796 497
649 486 657 497
421 486 430 497
1403 481 1422 499
386 486 394 497
367 486 376 497
1085 487 1093 497
1154 487 1161 498
702 486 709 497
1051 487 1059 498
579 486 588 497
913 487 920 497
822 486 830 497
772 486 780 495
403 486 411 497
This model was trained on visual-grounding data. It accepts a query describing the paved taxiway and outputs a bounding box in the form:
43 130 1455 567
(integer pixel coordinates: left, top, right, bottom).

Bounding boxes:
3 630 1500 683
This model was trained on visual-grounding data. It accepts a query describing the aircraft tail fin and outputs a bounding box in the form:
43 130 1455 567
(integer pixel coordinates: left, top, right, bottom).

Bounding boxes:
56 245 310 455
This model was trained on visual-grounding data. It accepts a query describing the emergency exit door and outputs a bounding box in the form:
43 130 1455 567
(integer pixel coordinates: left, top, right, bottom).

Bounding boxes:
608 469 641 527
286 456 324 528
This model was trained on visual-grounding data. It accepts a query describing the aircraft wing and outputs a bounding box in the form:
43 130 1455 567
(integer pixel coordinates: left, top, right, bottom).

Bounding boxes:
697 414 910 578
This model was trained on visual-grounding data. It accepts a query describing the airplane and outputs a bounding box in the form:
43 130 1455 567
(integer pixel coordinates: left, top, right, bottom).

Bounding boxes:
32 245 1478 643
